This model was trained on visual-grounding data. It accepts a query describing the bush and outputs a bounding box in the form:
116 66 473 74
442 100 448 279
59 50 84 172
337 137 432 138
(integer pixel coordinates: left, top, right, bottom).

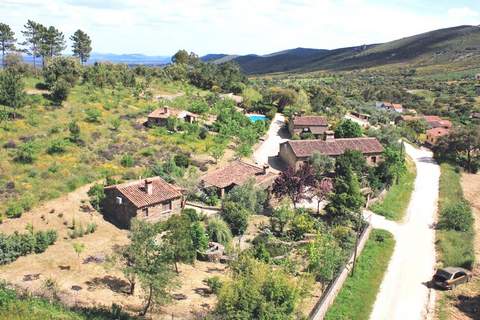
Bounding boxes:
205 276 222 294
47 139 67 155
438 201 473 232
190 222 209 252
221 201 250 236
290 213 315 240
51 79 70 104
85 108 101 122
87 183 105 211
5 204 23 219
207 217 232 245
182 208 200 222
0 229 57 265
86 222 97 234
120 154 134 167
14 142 36 163
174 153 191 168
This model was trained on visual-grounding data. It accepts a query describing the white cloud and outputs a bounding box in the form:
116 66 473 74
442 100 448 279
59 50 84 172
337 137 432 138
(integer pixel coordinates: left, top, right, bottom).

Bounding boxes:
1 0 478 55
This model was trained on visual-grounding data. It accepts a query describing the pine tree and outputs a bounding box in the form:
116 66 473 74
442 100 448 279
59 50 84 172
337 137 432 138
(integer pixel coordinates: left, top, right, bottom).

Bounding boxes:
70 29 92 65
21 20 45 70
39 26 66 65
0 23 16 68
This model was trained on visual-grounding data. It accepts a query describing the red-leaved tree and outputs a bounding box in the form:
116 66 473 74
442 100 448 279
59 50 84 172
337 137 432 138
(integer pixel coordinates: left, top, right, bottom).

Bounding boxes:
272 163 316 208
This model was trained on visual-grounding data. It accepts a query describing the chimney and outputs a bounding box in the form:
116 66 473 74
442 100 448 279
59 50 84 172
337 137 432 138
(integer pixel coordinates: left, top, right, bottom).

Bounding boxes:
163 107 169 115
145 179 153 195
324 130 335 141
262 164 270 174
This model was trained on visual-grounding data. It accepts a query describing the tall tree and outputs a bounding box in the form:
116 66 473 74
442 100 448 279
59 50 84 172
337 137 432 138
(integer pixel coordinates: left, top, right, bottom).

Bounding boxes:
70 29 92 65
125 219 177 316
325 165 365 226
0 69 26 118
272 163 316 208
163 215 196 274
0 23 16 68
21 20 45 70
39 26 65 65
334 119 363 138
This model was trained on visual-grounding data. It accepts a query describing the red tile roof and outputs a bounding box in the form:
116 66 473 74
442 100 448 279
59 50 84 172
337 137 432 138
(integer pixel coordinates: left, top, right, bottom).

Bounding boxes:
284 137 384 158
292 116 328 127
105 177 182 208
202 161 275 189
148 107 198 119
392 103 403 111
427 127 450 138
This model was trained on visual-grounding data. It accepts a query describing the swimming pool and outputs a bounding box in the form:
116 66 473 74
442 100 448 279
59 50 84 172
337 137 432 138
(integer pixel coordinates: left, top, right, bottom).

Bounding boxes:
247 114 267 122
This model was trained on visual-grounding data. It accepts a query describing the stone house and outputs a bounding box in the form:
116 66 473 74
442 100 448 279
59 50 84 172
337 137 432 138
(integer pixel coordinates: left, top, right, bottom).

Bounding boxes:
288 115 329 138
396 115 452 129
279 137 384 169
426 127 450 146
200 161 277 198
147 107 198 127
376 102 404 113
103 177 184 228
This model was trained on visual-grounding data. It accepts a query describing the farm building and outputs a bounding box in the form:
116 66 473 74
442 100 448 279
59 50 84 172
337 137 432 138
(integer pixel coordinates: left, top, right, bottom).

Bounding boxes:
289 115 329 138
426 127 450 146
201 161 277 197
103 177 184 228
279 137 384 169
147 107 198 127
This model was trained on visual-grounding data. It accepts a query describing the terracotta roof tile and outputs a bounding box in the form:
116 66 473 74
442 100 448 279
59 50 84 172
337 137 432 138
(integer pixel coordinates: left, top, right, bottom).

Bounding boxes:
148 107 198 119
285 137 384 158
292 116 328 127
105 177 182 208
427 127 450 138
202 161 271 189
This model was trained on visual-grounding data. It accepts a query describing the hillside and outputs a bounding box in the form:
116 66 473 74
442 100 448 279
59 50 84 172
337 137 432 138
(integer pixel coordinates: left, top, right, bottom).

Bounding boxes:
207 25 480 74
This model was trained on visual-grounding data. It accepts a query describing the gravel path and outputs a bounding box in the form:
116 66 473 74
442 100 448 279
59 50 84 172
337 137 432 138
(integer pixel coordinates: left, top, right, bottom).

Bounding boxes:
368 143 439 320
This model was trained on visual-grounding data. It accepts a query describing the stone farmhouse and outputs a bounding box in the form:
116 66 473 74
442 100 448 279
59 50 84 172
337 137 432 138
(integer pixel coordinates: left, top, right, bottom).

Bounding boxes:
201 161 277 197
147 107 198 127
289 115 329 138
376 102 404 113
279 137 384 169
103 177 184 228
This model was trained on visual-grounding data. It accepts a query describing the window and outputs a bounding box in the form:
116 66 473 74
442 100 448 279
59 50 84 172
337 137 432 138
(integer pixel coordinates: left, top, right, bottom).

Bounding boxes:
142 207 149 217
372 156 377 164
115 196 123 205
162 201 172 212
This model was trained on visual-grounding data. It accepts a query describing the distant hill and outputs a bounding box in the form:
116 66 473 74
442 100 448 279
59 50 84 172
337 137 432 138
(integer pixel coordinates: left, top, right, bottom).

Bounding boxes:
206 25 480 74
21 53 172 66
88 53 171 65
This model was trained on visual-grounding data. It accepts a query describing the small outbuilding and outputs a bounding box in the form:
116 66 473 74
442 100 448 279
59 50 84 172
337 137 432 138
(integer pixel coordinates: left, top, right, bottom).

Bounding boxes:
103 177 184 228
289 115 329 138
147 107 198 127
200 161 277 197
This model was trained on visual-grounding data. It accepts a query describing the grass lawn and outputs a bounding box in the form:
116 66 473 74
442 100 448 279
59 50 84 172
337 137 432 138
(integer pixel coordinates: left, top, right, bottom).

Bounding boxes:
436 163 475 269
371 156 416 221
0 284 133 320
324 229 395 320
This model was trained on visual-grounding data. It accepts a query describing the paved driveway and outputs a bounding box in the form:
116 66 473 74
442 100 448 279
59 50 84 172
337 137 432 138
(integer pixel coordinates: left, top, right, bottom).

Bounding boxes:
368 143 439 320
253 113 289 170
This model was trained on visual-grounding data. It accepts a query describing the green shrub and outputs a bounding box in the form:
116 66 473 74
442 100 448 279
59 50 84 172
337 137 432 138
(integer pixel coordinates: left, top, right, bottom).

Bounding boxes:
14 141 36 163
87 183 105 211
47 139 67 154
438 201 473 232
207 217 232 245
290 213 315 240
174 153 191 168
190 221 209 252
205 276 222 294
85 108 101 122
86 222 97 234
0 229 57 265
120 154 134 167
5 204 23 219
182 208 200 222
221 201 250 236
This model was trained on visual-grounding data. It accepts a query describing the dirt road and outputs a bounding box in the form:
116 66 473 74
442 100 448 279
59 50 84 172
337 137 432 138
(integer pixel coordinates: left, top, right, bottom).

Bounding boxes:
368 143 439 320
253 113 288 170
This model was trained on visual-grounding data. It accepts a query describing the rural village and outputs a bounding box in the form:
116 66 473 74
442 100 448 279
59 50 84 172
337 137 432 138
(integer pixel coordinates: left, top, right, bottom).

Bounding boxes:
0 9 480 320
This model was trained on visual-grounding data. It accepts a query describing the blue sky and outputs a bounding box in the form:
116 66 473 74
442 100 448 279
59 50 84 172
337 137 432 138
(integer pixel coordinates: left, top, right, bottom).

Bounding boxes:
1 0 479 56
